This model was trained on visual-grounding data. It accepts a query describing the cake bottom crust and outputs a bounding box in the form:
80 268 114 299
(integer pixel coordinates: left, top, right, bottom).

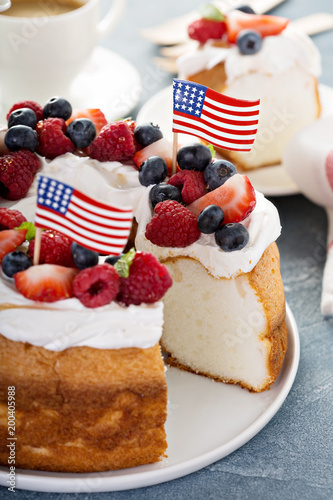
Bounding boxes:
0 337 167 473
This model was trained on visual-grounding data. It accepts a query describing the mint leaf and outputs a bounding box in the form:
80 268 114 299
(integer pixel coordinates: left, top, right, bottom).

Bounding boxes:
199 3 224 21
15 222 36 241
207 143 216 158
114 248 136 278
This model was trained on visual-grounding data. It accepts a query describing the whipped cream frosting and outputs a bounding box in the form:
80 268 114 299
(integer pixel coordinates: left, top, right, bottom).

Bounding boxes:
135 187 281 279
0 152 163 351
0 276 163 351
177 27 321 85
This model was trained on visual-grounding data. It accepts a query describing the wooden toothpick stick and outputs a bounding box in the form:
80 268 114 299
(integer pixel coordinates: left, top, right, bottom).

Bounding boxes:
33 227 42 266
172 132 178 175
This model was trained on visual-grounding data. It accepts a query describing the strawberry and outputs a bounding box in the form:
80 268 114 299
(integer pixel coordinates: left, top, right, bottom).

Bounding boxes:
66 109 107 134
14 264 78 302
226 10 289 43
0 228 27 263
132 138 179 177
187 174 256 224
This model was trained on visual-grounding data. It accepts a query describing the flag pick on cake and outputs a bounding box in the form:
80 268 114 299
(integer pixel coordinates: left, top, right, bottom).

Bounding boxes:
172 78 260 152
34 175 133 256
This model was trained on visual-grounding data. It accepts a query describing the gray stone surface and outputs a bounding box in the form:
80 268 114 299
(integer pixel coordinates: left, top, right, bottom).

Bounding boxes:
1 0 333 498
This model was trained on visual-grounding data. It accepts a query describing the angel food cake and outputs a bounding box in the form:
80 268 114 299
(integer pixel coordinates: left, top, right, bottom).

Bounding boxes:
0 99 175 472
134 143 287 392
178 7 321 170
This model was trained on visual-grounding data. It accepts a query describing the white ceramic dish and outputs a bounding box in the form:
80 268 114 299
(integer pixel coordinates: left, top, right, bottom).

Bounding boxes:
136 84 333 197
0 46 142 124
0 304 299 493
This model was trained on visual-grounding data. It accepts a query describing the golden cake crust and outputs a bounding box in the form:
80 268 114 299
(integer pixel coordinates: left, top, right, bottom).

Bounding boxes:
160 242 287 392
0 337 167 472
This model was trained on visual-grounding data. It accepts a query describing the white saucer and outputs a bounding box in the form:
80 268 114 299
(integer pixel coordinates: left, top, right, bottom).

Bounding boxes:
0 304 299 493
137 84 333 197
0 46 142 124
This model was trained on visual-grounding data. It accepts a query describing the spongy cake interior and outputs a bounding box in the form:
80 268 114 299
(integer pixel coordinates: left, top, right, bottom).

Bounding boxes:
160 243 287 392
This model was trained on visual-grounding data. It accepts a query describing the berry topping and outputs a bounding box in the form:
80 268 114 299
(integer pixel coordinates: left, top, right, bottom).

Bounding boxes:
5 125 38 152
0 228 27 263
235 5 256 14
149 183 182 209
14 264 78 302
134 123 163 147
117 251 172 306
0 150 40 200
204 159 237 190
71 242 99 270
139 156 168 187
43 96 72 121
226 10 289 43
8 108 38 130
66 118 96 149
176 143 212 171
187 173 256 224
215 222 249 251
105 254 123 266
66 108 107 134
89 120 136 162
197 205 224 234
73 263 120 308
168 170 207 205
6 100 44 122
0 207 26 231
236 29 262 55
2 251 32 278
35 118 75 159
28 230 74 267
145 200 201 248
188 18 227 44
132 138 176 177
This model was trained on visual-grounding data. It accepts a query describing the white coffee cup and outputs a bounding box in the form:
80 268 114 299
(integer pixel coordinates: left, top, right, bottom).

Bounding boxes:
0 0 125 112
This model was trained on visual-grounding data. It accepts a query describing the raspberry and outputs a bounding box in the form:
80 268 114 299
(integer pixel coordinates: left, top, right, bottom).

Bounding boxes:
188 18 227 44
168 170 207 205
127 119 143 152
0 207 26 230
0 149 40 200
35 118 75 159
28 230 74 267
89 120 136 162
118 252 172 306
73 263 120 308
145 200 201 248
6 100 44 122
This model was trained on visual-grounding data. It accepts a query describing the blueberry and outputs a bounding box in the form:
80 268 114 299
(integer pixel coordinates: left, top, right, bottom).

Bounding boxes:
215 223 249 251
177 144 212 171
235 5 256 14
134 123 163 147
197 205 224 234
2 251 32 278
71 242 99 270
8 108 37 129
105 254 123 266
43 96 72 120
237 30 262 55
204 159 237 190
5 125 38 152
149 183 182 208
66 118 96 148
139 156 168 187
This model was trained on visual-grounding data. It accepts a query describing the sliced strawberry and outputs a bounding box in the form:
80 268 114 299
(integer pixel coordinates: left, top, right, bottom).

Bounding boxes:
66 109 108 134
14 264 78 302
187 174 256 224
226 10 289 44
0 228 27 263
132 138 179 176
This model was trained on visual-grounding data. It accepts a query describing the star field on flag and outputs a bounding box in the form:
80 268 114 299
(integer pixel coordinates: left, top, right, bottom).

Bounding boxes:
172 79 260 152
35 176 133 255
